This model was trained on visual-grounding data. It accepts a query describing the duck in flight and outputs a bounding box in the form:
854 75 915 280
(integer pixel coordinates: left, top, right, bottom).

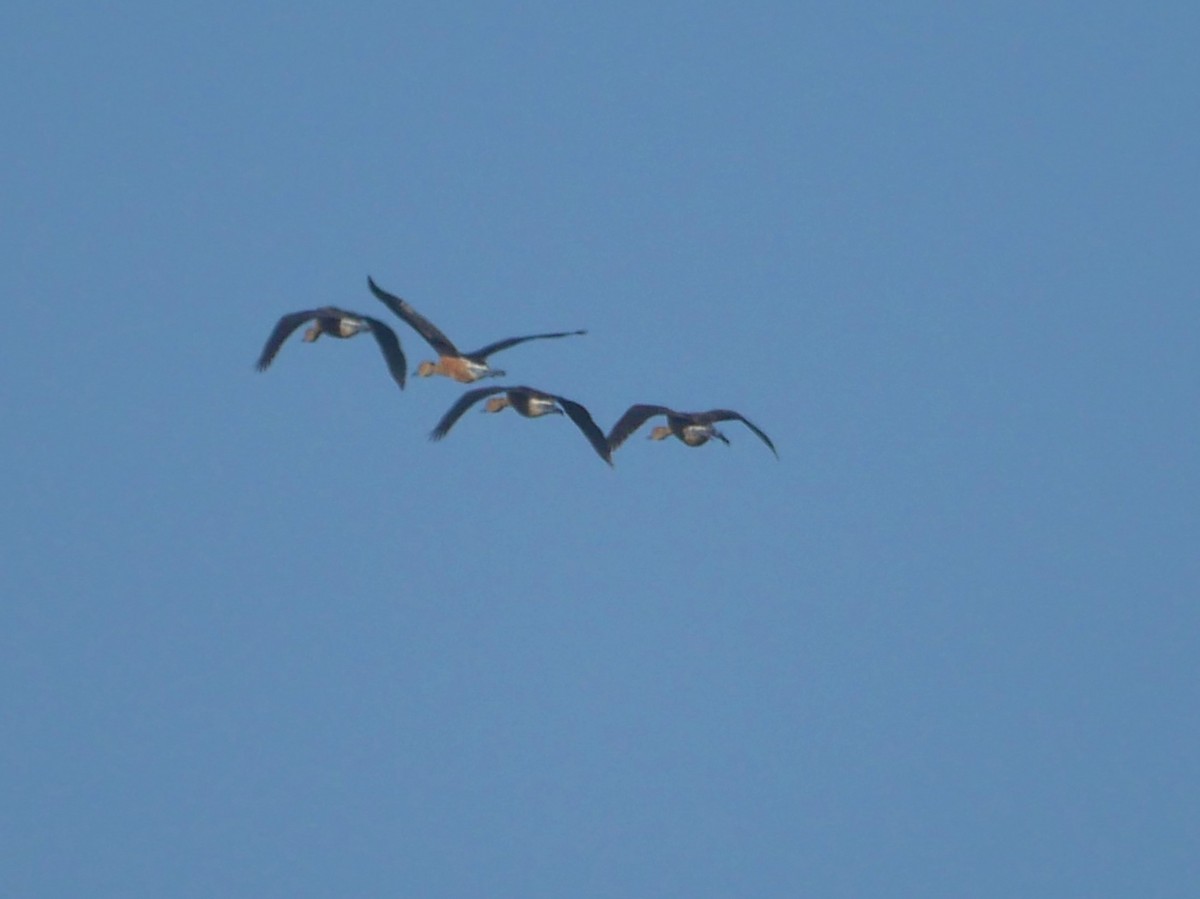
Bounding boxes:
606 405 778 458
367 276 585 383
255 307 407 390
430 385 613 466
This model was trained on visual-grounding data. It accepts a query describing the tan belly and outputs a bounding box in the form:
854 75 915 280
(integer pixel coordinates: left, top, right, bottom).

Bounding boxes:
440 356 486 383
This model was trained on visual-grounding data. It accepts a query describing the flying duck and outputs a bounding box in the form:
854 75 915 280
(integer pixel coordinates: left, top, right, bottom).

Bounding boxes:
367 276 585 383
430 385 613 466
606 405 778 458
255 307 407 390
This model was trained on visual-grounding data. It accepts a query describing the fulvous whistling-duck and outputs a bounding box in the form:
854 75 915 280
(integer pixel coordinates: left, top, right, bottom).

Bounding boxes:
367 276 585 383
430 385 613 466
607 405 778 458
256 307 407 390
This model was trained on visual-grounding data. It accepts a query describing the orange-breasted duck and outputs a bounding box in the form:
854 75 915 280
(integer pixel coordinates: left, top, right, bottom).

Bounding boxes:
430 385 612 466
367 276 585 383
255 307 407 390
607 405 778 458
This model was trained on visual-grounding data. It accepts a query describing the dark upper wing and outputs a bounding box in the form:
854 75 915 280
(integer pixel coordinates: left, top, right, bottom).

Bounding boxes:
467 329 587 362
605 404 673 453
255 310 320 371
361 316 407 391
556 395 613 466
367 276 458 356
704 410 778 457
429 385 509 441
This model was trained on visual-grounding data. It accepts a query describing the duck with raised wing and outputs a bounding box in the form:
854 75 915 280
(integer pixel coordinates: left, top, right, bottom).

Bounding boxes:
255 307 407 391
367 276 585 383
606 405 777 458
430 385 612 466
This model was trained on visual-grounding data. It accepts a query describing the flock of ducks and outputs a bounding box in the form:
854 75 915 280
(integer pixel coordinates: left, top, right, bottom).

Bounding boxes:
257 277 778 466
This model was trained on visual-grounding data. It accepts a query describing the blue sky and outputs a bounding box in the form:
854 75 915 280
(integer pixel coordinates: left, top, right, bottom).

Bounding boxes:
2 2 1197 896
